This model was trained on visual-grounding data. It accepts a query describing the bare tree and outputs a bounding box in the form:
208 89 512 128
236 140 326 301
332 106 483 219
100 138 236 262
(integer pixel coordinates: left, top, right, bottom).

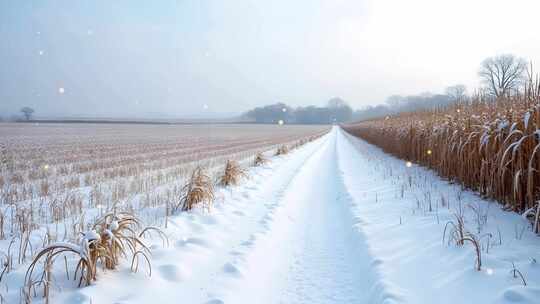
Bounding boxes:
20 107 34 121
478 54 527 97
445 84 467 101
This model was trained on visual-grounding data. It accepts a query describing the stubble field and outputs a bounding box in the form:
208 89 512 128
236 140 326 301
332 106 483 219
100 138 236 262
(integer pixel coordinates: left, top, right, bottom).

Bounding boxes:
0 122 328 302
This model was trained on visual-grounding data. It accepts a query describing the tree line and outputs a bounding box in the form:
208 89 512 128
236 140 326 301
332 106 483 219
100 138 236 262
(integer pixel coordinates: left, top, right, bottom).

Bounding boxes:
242 97 353 124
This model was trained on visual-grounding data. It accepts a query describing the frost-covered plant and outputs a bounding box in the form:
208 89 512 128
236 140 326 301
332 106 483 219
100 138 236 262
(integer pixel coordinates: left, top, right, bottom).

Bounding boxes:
460 232 483 271
510 262 527 286
468 202 490 233
443 214 465 246
522 202 540 233
24 232 108 296
253 152 268 167
24 212 166 301
176 167 215 212
275 145 289 156
92 212 147 270
219 160 246 187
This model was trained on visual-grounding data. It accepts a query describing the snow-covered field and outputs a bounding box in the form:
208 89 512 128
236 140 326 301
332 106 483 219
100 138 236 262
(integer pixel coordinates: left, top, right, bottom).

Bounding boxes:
4 126 540 303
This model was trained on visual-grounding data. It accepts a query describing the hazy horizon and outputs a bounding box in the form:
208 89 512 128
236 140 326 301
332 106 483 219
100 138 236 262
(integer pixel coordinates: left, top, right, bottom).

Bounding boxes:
1 0 539 119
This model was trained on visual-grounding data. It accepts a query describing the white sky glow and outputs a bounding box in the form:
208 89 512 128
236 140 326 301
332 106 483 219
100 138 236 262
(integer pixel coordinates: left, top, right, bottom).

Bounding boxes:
0 0 538 118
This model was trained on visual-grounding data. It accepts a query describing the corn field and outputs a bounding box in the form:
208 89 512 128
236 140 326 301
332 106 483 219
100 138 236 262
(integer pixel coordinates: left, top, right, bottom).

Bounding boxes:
344 85 540 231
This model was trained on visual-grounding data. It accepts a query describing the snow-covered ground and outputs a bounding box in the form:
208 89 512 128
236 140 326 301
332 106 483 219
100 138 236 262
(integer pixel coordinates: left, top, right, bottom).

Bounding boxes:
9 127 540 303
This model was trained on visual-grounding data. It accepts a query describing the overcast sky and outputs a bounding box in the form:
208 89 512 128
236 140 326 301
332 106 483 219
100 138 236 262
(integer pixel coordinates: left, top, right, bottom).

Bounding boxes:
1 0 539 118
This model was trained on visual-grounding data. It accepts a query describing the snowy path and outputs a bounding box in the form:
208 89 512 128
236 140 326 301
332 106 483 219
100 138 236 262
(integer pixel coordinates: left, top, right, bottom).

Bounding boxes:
23 127 540 303
219 128 377 303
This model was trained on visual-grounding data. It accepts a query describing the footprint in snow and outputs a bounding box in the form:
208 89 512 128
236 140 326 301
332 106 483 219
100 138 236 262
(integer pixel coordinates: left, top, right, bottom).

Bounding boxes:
229 250 242 256
240 240 253 247
502 286 540 303
240 234 258 247
241 192 251 199
157 264 188 282
223 262 242 277
371 259 383 267
232 210 245 216
175 237 211 249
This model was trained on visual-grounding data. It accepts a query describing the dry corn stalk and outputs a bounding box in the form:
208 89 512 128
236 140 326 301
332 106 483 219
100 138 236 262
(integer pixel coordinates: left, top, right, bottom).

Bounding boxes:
24 212 166 300
219 160 247 187
253 153 268 167
344 85 540 229
176 167 215 211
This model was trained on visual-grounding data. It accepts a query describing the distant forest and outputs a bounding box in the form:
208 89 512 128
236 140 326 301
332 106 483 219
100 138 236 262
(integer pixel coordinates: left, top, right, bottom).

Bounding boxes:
352 89 460 122
242 88 462 124
242 97 354 124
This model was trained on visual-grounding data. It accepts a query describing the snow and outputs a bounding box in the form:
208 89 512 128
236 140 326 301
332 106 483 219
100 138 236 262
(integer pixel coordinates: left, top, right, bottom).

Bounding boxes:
5 127 540 303
82 231 100 242
524 111 531 128
109 220 119 231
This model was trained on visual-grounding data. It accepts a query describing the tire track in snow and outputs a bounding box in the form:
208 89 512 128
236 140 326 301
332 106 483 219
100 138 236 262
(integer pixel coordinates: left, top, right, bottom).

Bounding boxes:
215 127 392 304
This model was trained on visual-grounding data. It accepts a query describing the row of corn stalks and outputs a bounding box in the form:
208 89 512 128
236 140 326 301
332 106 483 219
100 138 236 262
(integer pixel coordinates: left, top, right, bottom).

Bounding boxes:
344 85 540 233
